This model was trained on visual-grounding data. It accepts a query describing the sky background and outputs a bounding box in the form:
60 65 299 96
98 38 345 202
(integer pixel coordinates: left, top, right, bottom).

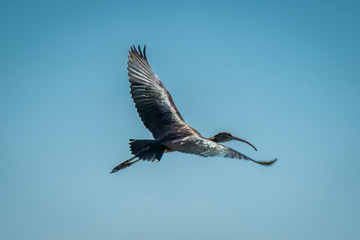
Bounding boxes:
1 0 360 239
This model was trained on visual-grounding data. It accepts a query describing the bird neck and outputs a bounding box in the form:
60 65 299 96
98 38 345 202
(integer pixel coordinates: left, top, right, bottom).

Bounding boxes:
207 136 216 142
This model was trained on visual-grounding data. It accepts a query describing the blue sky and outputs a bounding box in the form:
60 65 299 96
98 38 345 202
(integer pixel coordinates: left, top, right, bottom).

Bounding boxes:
1 0 359 239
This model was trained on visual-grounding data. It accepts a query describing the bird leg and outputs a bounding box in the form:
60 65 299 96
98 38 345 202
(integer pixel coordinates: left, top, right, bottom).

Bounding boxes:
110 156 141 173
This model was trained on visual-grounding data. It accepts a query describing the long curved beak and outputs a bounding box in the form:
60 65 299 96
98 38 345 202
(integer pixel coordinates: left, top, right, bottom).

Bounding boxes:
232 136 257 151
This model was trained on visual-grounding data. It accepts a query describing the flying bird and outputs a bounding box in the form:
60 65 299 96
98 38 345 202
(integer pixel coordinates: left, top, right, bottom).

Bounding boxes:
110 45 277 173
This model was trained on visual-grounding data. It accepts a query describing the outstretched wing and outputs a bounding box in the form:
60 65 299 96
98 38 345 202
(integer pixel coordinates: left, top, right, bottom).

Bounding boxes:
127 45 185 138
175 137 277 166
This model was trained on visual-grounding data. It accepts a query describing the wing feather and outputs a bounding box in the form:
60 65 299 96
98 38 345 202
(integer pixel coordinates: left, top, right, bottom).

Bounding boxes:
175 137 277 166
127 45 185 138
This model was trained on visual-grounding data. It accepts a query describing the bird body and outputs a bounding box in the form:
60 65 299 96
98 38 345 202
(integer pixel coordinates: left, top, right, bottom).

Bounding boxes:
110 45 276 173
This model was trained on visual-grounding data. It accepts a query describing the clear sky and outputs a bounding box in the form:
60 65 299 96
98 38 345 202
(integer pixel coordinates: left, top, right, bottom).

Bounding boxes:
1 0 359 239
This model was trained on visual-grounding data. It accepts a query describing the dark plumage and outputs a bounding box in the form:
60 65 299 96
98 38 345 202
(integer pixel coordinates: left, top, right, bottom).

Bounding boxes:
110 45 277 173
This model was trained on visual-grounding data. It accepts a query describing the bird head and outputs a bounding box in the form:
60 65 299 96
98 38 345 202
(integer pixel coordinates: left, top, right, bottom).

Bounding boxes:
210 132 257 151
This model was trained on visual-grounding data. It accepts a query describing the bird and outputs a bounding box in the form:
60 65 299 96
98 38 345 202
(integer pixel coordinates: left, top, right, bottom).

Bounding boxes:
110 45 277 173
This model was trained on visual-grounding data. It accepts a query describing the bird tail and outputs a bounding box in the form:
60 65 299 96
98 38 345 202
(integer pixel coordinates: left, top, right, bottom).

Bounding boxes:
110 140 165 174
129 139 164 162
129 139 153 156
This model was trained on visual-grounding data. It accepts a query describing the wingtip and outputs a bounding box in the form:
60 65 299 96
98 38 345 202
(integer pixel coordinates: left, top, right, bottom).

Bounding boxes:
263 157 278 166
129 45 136 56
129 44 147 60
137 45 142 57
251 157 277 166
143 45 147 59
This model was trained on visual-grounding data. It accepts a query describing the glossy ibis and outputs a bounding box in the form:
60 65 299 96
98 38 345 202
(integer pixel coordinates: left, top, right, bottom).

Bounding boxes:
110 45 277 173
